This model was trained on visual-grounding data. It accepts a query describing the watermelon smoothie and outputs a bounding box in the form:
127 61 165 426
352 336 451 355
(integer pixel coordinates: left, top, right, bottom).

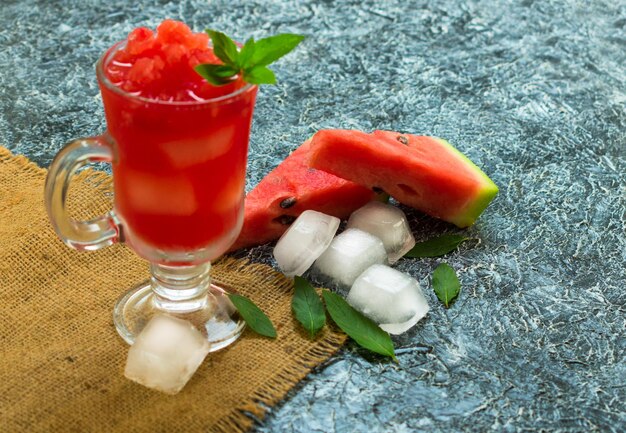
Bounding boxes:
97 20 257 263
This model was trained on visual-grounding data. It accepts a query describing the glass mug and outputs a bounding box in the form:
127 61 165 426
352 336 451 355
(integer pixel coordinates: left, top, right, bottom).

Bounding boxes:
45 41 258 351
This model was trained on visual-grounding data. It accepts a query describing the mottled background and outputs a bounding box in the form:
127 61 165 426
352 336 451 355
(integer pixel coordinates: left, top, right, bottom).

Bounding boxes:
1 0 625 431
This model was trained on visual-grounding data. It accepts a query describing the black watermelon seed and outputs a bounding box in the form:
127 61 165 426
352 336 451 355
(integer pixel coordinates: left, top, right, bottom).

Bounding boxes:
279 197 297 209
372 186 384 194
273 215 297 225
396 135 409 145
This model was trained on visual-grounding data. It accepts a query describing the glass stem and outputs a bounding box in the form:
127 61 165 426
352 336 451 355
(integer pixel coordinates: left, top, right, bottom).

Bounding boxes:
150 262 211 313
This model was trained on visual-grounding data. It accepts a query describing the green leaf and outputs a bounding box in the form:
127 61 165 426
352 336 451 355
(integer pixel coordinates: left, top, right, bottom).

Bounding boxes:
432 263 461 308
405 234 470 258
196 30 304 86
206 29 239 66
322 290 397 361
196 29 303 86
237 37 256 69
194 64 238 86
227 294 277 338
249 33 305 66
291 277 326 338
243 65 276 84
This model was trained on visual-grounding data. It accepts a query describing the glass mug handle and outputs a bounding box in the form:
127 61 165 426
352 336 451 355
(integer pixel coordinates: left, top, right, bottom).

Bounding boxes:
44 136 122 251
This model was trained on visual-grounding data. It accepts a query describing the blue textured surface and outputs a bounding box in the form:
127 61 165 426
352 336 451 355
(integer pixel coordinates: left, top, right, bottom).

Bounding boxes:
1 0 625 431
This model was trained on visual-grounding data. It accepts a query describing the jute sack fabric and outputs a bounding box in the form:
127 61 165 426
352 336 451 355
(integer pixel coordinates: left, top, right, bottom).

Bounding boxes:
0 146 345 433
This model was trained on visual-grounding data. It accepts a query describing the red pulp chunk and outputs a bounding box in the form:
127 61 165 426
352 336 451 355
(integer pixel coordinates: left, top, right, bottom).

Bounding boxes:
105 19 244 101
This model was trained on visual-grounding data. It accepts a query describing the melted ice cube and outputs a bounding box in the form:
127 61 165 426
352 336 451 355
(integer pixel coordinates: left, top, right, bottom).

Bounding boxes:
121 169 198 216
273 210 340 277
124 314 210 394
313 228 387 288
347 264 429 334
159 123 236 169
346 201 415 264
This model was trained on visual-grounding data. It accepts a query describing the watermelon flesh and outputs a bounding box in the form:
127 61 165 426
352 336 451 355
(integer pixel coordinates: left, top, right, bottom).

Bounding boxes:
229 139 378 251
308 129 498 228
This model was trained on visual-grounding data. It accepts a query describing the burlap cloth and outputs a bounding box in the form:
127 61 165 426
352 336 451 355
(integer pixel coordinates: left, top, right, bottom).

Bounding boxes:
0 146 345 432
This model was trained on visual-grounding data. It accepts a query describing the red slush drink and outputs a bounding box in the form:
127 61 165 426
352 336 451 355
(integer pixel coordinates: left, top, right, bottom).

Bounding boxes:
97 20 257 263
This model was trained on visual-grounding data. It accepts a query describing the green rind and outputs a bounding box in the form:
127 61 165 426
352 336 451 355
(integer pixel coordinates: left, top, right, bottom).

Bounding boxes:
433 138 499 227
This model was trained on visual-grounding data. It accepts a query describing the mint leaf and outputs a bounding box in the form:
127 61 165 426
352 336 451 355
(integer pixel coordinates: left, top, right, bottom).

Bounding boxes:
322 290 397 361
196 29 304 86
227 294 277 338
249 34 306 67
405 234 470 258
291 277 325 338
194 64 238 85
432 263 461 308
237 37 256 69
206 29 239 66
243 65 276 84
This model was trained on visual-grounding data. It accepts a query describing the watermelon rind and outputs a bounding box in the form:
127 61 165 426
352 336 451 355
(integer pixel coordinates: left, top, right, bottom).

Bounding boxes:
433 138 499 227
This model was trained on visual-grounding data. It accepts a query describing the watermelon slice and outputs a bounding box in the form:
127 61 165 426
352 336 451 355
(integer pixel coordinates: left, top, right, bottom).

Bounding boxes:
229 139 378 251
307 129 498 228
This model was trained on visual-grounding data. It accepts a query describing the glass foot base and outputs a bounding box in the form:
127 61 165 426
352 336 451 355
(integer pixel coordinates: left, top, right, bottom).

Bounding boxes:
113 281 245 352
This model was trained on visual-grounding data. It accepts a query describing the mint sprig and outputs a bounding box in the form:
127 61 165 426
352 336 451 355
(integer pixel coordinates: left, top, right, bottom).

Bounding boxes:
195 30 305 86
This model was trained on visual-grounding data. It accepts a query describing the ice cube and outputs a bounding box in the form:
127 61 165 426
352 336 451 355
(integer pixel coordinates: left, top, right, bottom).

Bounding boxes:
273 210 340 277
121 169 198 216
313 228 387 288
124 314 210 394
213 171 245 213
346 201 415 264
347 264 429 334
159 123 235 168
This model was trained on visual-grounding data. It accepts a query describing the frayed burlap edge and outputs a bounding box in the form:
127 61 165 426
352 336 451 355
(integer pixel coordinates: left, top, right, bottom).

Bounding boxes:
210 257 346 433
